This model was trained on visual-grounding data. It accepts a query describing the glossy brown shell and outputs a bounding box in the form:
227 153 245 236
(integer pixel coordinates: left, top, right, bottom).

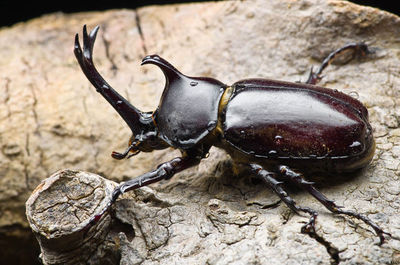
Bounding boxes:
142 55 226 149
221 79 374 172
156 75 226 148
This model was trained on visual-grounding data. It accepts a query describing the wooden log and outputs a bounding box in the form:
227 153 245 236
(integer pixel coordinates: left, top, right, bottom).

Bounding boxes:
26 169 117 265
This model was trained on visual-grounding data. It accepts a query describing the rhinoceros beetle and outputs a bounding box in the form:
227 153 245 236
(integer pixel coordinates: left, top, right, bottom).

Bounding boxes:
74 25 390 245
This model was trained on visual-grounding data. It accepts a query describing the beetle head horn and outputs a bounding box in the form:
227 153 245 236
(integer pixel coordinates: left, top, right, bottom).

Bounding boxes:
74 25 150 138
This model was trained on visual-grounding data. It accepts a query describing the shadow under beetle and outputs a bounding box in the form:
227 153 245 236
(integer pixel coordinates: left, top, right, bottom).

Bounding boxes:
74 25 391 245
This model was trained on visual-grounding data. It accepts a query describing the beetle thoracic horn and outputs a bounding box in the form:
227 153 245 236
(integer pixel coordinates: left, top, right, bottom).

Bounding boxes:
141 55 184 85
74 25 146 136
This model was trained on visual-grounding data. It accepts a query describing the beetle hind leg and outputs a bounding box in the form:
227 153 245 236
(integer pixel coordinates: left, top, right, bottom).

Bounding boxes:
278 165 390 245
305 42 370 85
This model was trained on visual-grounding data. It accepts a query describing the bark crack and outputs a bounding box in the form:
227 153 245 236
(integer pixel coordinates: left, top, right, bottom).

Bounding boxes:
135 10 148 56
302 226 341 264
25 133 30 156
132 213 150 251
28 83 40 136
23 163 30 190
3 77 11 119
100 26 118 75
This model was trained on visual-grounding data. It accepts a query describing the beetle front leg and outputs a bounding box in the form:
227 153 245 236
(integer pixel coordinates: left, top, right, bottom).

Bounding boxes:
88 155 201 226
116 156 201 196
306 42 370 85
278 165 391 245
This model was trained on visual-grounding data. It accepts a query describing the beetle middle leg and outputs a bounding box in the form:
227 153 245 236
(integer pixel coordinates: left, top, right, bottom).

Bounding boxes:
278 165 390 245
249 164 340 260
250 164 339 263
306 42 370 85
249 164 318 231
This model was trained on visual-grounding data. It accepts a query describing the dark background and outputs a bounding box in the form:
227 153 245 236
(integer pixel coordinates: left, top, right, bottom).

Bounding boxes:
0 1 399 27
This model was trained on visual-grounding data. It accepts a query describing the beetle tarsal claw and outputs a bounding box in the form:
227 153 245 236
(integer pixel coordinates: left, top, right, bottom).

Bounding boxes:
111 149 139 160
111 142 138 160
111 151 127 160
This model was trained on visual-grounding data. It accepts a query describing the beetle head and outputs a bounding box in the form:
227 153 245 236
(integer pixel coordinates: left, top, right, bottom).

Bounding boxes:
111 111 169 160
73 25 170 160
110 55 184 159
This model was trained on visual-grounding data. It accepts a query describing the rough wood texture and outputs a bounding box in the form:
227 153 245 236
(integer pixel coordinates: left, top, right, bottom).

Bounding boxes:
0 0 399 264
26 170 117 264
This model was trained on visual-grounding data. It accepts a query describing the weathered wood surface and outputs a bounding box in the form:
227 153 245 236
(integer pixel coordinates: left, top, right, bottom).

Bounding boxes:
26 170 117 264
0 0 400 264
